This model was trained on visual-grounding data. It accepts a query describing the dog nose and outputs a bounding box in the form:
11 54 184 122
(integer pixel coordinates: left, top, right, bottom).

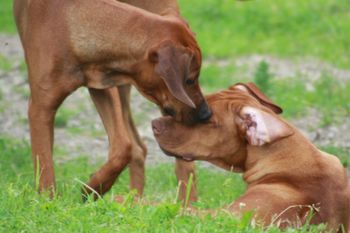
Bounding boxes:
197 102 212 122
152 119 165 135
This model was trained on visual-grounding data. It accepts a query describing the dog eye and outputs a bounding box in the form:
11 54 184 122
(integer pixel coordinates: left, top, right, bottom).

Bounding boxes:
163 107 176 117
185 79 195 85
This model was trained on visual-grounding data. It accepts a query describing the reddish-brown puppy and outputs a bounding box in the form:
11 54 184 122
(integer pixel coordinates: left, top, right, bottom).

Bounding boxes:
152 83 350 231
13 0 210 200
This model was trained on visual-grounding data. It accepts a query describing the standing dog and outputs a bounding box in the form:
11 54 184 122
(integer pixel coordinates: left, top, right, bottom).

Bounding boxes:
152 83 350 231
13 0 211 200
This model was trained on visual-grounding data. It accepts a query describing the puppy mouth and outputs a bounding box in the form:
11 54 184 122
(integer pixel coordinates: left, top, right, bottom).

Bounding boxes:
159 147 195 162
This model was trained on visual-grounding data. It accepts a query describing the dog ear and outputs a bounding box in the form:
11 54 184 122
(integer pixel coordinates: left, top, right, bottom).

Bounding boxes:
232 82 283 114
148 45 195 108
236 106 293 146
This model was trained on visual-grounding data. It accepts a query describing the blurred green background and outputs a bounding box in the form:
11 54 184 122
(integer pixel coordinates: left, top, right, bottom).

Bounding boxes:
0 1 349 232
2 0 350 66
181 0 350 68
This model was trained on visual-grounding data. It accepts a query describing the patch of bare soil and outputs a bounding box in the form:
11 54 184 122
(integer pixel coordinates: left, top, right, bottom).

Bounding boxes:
0 34 349 168
206 55 350 83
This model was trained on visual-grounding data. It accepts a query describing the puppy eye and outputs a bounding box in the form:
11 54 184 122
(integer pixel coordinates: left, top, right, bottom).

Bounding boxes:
163 107 176 117
210 120 220 128
185 79 195 85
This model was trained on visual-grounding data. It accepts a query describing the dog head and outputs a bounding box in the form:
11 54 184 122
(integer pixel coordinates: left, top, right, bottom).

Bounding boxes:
135 37 211 125
152 82 293 170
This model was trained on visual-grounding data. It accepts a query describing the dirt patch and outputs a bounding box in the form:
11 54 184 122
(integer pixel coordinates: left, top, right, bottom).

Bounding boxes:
205 55 350 83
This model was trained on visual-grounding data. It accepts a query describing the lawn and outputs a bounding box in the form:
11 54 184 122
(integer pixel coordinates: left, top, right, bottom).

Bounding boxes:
0 137 328 232
179 0 350 68
0 0 349 232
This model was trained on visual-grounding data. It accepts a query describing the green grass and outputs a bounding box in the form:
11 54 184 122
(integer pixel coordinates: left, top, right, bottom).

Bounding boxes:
2 0 350 67
320 146 350 168
271 74 350 121
0 136 332 232
200 64 240 93
179 0 350 68
200 62 350 122
0 55 13 71
55 107 79 128
55 107 105 137
0 0 15 33
253 61 272 95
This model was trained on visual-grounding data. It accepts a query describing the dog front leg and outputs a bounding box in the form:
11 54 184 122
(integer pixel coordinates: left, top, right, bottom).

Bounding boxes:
28 97 57 196
28 81 74 197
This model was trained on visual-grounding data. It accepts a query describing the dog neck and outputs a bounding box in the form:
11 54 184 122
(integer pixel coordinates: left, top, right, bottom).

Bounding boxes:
242 127 319 186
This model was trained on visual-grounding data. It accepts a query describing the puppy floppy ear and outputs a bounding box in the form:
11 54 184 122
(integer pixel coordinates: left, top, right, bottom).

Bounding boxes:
148 44 195 108
236 106 293 146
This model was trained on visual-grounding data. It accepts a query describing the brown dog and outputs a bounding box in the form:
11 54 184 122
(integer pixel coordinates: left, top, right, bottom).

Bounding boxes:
13 0 211 200
152 83 350 231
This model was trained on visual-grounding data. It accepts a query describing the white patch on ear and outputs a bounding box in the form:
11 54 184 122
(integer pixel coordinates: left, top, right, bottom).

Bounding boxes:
237 106 293 146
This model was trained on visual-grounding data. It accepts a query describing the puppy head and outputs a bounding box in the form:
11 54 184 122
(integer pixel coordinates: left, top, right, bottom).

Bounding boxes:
152 83 293 169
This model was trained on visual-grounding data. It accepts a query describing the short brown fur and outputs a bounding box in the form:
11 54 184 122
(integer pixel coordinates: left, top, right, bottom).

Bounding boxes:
153 84 350 231
13 0 209 201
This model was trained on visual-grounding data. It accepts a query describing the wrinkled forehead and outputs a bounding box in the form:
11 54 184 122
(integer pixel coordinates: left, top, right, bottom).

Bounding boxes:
174 44 200 68
206 89 261 112
168 46 198 68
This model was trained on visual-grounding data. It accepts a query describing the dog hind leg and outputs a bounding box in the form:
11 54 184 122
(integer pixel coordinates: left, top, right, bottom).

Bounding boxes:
84 88 132 200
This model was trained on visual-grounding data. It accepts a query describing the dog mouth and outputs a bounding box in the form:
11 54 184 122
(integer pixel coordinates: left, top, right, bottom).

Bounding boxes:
159 147 195 162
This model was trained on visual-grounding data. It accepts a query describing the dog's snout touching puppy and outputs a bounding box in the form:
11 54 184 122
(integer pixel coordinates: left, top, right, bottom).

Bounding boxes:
152 82 288 166
152 82 350 231
197 101 212 122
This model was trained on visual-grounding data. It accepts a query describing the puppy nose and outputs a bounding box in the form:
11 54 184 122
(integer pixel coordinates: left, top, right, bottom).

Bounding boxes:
197 102 212 122
152 119 165 135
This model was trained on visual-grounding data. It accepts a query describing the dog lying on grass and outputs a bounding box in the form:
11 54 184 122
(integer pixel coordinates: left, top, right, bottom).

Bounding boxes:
152 82 350 231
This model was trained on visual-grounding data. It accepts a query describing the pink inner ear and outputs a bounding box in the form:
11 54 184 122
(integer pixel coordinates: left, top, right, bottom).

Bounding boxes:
239 107 293 146
242 110 270 146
